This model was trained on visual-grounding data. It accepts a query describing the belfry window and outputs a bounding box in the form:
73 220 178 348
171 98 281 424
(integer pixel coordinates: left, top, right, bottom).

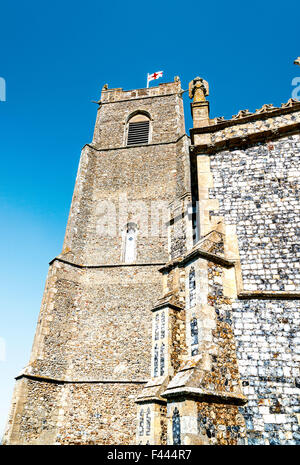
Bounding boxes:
126 113 150 146
123 222 137 263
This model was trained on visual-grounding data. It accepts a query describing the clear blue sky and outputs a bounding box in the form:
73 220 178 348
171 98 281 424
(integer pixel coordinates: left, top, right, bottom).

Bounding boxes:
0 0 299 438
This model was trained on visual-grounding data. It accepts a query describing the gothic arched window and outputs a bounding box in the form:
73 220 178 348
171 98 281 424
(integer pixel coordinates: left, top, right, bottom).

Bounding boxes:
146 407 151 436
160 343 165 376
154 344 158 377
155 313 159 341
123 222 137 263
172 407 181 445
126 113 150 146
161 312 165 339
189 267 196 308
190 317 199 356
139 409 144 436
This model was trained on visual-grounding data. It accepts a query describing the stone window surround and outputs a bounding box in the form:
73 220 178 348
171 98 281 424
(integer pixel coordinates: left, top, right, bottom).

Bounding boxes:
124 110 153 147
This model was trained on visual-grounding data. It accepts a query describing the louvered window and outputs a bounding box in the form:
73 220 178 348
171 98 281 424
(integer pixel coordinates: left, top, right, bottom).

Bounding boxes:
126 113 150 146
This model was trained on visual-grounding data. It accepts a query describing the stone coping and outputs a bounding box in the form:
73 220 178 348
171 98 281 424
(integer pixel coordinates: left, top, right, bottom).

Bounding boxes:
135 396 167 405
159 248 235 273
49 257 166 269
161 387 247 405
238 291 300 300
151 300 183 313
15 373 148 385
190 122 300 155
191 100 300 136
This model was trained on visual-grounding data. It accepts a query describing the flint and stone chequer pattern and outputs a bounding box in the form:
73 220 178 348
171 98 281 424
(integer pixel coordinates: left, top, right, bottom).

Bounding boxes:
207 133 300 444
233 300 300 445
209 134 300 292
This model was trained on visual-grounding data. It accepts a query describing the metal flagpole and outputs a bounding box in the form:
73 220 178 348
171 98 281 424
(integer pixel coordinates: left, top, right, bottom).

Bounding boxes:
147 73 149 88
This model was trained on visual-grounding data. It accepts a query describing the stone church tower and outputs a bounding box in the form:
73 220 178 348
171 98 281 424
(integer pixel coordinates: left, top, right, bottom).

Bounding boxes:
3 74 300 445
3 78 191 445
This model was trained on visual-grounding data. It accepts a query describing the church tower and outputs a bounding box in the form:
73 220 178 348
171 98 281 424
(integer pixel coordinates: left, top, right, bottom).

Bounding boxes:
5 71 299 446
3 78 192 444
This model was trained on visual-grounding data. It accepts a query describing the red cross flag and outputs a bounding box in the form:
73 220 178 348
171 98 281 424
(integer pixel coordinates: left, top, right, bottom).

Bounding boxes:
147 71 163 88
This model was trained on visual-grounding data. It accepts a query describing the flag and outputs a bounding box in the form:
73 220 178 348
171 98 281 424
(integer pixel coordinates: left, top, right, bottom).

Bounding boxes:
147 71 163 87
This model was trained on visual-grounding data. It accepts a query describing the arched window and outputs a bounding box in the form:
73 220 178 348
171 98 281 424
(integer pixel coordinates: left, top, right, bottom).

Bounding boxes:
139 409 144 436
146 407 151 436
126 113 150 146
123 222 137 263
161 312 165 339
154 344 158 377
189 267 196 308
155 313 159 341
190 317 199 356
172 407 181 445
160 343 165 376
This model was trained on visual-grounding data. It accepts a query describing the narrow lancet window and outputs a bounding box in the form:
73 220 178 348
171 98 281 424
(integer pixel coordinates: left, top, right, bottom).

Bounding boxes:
189 267 196 308
139 409 144 436
191 317 199 356
161 312 165 339
146 408 151 436
172 407 181 445
160 343 165 376
155 313 159 341
123 222 137 263
154 344 158 377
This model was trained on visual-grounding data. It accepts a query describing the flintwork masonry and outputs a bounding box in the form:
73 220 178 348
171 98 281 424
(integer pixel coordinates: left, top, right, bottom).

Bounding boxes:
3 73 300 445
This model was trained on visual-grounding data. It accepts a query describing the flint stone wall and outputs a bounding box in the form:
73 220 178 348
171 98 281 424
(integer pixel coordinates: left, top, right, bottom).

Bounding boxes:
233 300 300 445
7 378 139 445
63 138 189 266
209 133 300 292
208 132 300 444
29 260 162 381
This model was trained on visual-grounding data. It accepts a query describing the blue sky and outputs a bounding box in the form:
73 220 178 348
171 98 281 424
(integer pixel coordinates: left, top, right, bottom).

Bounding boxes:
0 0 299 438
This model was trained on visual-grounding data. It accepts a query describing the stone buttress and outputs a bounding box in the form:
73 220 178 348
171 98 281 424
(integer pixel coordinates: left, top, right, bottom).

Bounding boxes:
135 77 300 445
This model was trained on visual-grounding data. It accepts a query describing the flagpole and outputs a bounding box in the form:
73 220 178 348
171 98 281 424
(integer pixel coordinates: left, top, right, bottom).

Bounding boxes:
147 73 149 88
